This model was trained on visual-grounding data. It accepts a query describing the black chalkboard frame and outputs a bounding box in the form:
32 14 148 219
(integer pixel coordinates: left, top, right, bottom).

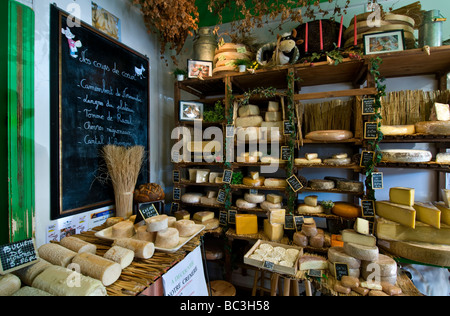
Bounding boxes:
50 5 150 220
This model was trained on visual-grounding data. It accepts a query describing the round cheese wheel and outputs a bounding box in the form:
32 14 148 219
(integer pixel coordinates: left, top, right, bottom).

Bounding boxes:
236 199 257 209
181 193 203 204
337 180 364 192
308 179 335 190
415 121 450 135
380 125 415 136
323 158 352 166
136 226 157 242
112 221 135 238
361 254 397 277
293 232 308 247
332 202 362 218
297 204 324 215
381 149 432 163
328 261 361 278
261 201 283 211
344 242 379 261
302 223 318 237
295 158 322 165
174 220 198 237
328 247 361 269
243 177 265 187
244 193 266 204
236 127 261 142
146 215 169 233
155 228 180 249
264 178 287 188
305 130 353 141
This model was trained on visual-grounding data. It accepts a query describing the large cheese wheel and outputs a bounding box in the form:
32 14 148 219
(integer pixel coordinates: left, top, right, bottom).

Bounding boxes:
337 180 364 192
155 228 180 249
104 246 135 269
174 220 198 237
32 266 107 296
332 202 362 218
261 200 283 211
415 121 450 135
236 199 257 209
361 254 397 277
60 236 97 254
235 116 264 128
72 253 122 286
239 105 260 117
181 193 203 204
13 259 52 286
328 247 361 269
113 238 155 260
264 178 287 188
323 158 352 166
244 193 266 204
344 242 379 261
0 274 21 296
308 179 335 190
305 130 353 141
295 158 322 165
146 215 169 233
236 127 261 142
380 125 415 136
297 204 324 215
38 243 77 268
381 149 432 163
112 221 135 238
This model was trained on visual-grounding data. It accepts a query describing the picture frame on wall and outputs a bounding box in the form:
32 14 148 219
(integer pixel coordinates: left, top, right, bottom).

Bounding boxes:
179 101 204 121
363 30 405 55
187 59 213 79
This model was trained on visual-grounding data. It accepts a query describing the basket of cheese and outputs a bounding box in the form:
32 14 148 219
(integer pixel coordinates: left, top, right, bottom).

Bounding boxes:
244 240 303 276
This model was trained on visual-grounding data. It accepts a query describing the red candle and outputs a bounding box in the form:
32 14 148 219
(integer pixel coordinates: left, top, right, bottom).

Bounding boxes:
319 20 323 51
354 15 358 46
338 15 344 48
305 22 309 52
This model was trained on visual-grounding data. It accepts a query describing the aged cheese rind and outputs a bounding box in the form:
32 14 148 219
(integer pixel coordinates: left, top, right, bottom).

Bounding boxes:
434 202 450 226
343 242 379 261
328 247 361 269
297 204 324 215
413 202 441 229
298 255 328 271
236 199 257 209
239 105 260 117
361 254 397 277
72 253 122 286
381 149 432 163
415 121 450 135
236 116 264 128
389 187 415 207
342 229 376 247
375 201 416 228
38 243 77 268
305 130 353 141
380 125 415 136
264 178 287 188
293 232 308 247
337 180 364 192
308 179 335 190
261 201 283 211
181 193 203 204
332 203 362 218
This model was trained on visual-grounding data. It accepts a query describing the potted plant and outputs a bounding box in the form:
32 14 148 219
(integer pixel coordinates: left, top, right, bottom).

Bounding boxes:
173 68 188 81
320 200 335 215
233 59 251 73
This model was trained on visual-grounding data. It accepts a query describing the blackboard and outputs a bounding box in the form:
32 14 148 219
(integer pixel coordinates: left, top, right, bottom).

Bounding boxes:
173 188 181 201
287 175 303 193
228 210 237 225
283 121 295 136
139 203 159 220
50 6 150 219
360 151 375 167
219 211 228 226
294 216 304 232
173 171 180 184
361 200 375 218
217 190 227 204
364 122 378 140
222 170 233 184
0 239 39 274
281 146 291 161
372 172 384 190
284 215 295 230
334 263 349 281
362 98 376 115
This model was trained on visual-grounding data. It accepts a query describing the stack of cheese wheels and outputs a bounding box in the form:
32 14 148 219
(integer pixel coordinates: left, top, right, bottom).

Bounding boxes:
297 195 324 215
323 153 352 166
343 13 416 50
0 274 22 296
193 211 219 230
381 149 433 163
261 101 284 142
144 215 181 250
236 104 263 144
38 243 77 268
295 153 322 165
213 43 253 75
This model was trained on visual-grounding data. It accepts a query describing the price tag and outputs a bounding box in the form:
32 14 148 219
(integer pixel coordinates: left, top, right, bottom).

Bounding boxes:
263 261 275 271
364 122 378 140
360 151 375 167
361 200 375 218
281 146 291 161
372 172 384 190
294 216 305 232
217 189 227 204
286 175 303 193
283 121 295 136
228 210 237 225
138 203 159 220
284 215 295 230
0 239 39 274
173 170 180 183
362 97 376 115
334 263 349 281
308 269 323 278
219 211 228 226
249 189 259 195
170 202 180 214
222 170 233 184
173 187 181 201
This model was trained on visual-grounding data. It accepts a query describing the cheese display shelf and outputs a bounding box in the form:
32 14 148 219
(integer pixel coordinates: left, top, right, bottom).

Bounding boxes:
377 161 450 172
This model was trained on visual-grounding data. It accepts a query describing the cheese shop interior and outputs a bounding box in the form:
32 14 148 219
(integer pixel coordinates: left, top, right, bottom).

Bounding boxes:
1 0 450 297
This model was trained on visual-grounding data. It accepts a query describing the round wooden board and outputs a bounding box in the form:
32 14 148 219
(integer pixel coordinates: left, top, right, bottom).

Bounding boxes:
215 43 253 55
352 13 415 26
212 65 239 75
344 20 415 40
214 51 252 64
344 30 416 50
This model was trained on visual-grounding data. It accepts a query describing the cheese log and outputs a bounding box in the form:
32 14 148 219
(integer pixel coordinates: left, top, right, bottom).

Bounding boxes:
389 187 415 207
12 286 53 296
354 218 371 236
146 215 169 233
267 194 283 204
112 238 155 260
264 178 287 188
268 209 286 225
32 266 107 296
308 179 335 190
295 158 322 165
236 199 257 210
136 226 157 242
38 243 77 268
72 253 122 286
369 290 389 296
104 246 135 269
297 204 324 215
328 247 361 269
341 276 360 289
442 189 450 208
261 201 283 211
265 112 282 122
436 153 450 163
0 274 21 296
155 227 180 249
375 201 416 228
243 177 265 187
433 202 450 226
413 202 441 229
13 259 52 286
305 130 353 141
174 210 190 220
361 281 383 291
415 121 450 135
334 281 352 294
343 242 379 261
332 203 362 218
434 102 450 121
193 211 215 223
264 219 284 242
181 193 203 204
298 255 328 271
239 105 260 117
244 193 266 204
380 125 415 136
236 116 263 128
337 180 364 192
342 229 376 247
381 282 402 296
112 221 135 238
381 149 432 163
267 101 279 112
353 286 370 296
304 195 318 207
60 236 97 254
361 254 397 278
235 214 258 235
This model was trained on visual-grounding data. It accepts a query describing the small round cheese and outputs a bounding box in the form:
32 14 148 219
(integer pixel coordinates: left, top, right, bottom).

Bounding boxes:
136 226 157 242
112 221 135 238
344 242 379 262
146 215 169 233
155 228 180 249
236 199 257 209
181 193 203 204
174 220 198 237
261 201 283 211
244 193 266 204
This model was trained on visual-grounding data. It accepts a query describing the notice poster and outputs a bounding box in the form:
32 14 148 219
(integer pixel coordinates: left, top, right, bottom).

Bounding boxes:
162 246 208 296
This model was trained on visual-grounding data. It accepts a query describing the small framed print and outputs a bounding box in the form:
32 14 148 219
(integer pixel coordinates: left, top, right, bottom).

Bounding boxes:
187 59 213 79
179 101 203 121
363 30 405 55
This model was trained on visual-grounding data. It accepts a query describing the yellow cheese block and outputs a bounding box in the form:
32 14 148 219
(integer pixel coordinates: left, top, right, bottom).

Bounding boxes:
434 202 450 226
269 209 286 225
413 202 441 229
193 211 215 223
389 187 415 207
235 214 258 235
243 177 265 187
375 201 416 228
264 219 284 242
267 194 283 204
442 189 450 208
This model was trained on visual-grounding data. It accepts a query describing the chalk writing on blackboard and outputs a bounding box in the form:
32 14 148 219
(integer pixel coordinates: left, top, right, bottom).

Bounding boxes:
0 239 38 274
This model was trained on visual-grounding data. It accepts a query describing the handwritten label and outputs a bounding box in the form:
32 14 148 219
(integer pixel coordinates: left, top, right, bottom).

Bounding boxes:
173 170 180 183
372 172 384 190
281 146 291 161
361 200 375 218
294 216 305 232
362 98 376 115
334 263 349 281
170 202 180 214
222 170 233 184
219 211 228 226
360 151 375 167
286 175 304 193
138 203 159 220
0 239 38 274
284 215 295 230
217 189 227 204
263 261 275 271
364 122 378 140
228 210 237 225
173 188 181 201
283 121 295 136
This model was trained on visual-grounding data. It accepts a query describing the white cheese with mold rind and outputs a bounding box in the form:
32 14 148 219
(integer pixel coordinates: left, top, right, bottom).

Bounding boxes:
381 149 432 163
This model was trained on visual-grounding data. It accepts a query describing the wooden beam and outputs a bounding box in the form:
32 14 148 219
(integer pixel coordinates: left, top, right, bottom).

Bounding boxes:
293 87 378 101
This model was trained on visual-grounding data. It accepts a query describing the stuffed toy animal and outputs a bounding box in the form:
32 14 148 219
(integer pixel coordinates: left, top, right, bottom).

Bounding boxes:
61 26 82 58
257 29 303 66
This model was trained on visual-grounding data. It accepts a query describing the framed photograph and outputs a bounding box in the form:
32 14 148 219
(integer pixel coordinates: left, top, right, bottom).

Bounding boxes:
363 30 405 55
179 101 204 121
188 59 213 79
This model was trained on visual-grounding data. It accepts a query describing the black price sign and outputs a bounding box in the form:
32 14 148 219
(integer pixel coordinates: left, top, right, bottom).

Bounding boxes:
263 260 275 271
173 170 180 183
372 172 384 190
294 216 305 232
136 202 159 223
0 239 39 274
222 170 233 184
361 200 375 218
283 121 296 136
170 202 180 215
364 122 378 140
334 263 349 281
228 210 237 225
217 189 227 204
360 151 375 167
287 175 303 193
173 187 181 201
281 146 291 161
362 98 376 115
284 215 295 230
219 211 228 226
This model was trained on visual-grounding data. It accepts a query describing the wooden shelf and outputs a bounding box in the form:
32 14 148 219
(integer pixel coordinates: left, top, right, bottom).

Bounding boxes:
295 163 363 172
377 161 450 173
231 184 288 192
381 134 450 144
300 138 363 145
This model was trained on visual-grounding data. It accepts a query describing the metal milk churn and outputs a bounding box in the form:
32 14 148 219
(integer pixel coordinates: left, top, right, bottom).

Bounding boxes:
193 27 218 62
419 10 447 47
